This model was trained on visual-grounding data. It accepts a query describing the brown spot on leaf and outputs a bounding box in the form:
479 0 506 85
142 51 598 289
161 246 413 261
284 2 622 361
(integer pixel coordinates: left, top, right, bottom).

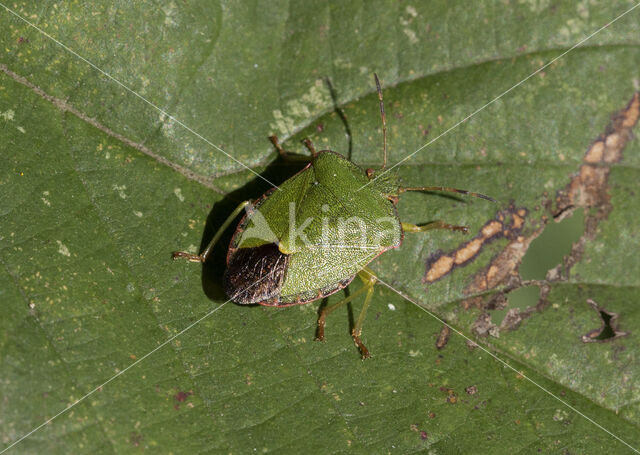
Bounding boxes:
466 339 478 350
424 205 527 284
556 93 638 216
130 432 143 447
435 324 451 350
511 213 525 230
466 221 538 294
465 385 478 395
583 140 604 163
174 390 192 402
481 220 503 238
424 255 454 283
440 387 457 404
472 313 498 338
455 238 484 264
500 308 525 331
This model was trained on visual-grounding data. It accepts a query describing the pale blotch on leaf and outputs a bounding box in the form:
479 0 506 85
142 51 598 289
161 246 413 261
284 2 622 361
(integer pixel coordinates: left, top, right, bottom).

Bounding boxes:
41 191 51 207
553 409 569 422
403 28 418 44
400 5 419 44
163 1 178 27
160 113 176 138
113 184 127 199
174 188 185 202
518 0 551 14
1 109 15 121
270 81 331 136
56 240 71 257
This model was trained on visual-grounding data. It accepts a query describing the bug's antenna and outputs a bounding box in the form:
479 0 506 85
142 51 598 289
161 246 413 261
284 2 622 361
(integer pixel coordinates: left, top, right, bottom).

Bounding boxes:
374 73 387 170
324 77 353 160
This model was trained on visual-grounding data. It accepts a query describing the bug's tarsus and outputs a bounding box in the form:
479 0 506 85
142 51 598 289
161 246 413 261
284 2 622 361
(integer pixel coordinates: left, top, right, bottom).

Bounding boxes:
374 73 387 170
303 138 318 157
269 135 288 158
399 186 496 203
172 200 252 264
352 268 376 359
172 251 205 262
352 327 370 359
270 135 314 161
315 308 328 342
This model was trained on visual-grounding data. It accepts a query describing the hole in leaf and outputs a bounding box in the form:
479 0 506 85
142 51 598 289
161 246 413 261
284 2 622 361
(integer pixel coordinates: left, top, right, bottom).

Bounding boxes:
507 285 540 310
582 300 629 343
493 285 539 325
520 208 585 280
594 311 615 341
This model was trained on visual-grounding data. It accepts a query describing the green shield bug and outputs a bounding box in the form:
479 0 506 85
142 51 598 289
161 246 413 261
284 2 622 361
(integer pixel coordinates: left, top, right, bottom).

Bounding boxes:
174 74 494 358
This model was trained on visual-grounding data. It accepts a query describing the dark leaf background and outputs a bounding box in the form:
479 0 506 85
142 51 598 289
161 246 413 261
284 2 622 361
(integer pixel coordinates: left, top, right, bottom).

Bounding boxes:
1 1 640 453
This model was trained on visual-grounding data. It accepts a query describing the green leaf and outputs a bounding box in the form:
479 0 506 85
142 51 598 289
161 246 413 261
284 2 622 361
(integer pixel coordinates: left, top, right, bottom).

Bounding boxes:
2 1 640 453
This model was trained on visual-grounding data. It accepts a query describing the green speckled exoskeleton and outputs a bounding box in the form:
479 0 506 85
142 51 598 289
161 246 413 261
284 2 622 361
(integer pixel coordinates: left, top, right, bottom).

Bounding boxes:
174 74 494 358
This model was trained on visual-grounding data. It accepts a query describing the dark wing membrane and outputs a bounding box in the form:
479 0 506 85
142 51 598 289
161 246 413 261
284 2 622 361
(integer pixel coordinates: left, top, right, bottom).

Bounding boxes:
223 244 289 304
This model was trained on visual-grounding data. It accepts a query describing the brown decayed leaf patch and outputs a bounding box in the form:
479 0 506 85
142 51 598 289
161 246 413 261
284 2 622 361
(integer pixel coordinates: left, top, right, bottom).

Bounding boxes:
423 205 528 284
470 93 638 337
424 93 640 340
435 324 451 350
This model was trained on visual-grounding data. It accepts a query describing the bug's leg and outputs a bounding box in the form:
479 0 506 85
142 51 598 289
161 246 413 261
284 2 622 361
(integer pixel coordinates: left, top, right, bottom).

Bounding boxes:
402 221 469 234
399 186 496 203
269 135 311 162
269 135 289 157
172 200 252 263
351 267 377 359
302 138 318 157
316 282 371 342
315 268 377 359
